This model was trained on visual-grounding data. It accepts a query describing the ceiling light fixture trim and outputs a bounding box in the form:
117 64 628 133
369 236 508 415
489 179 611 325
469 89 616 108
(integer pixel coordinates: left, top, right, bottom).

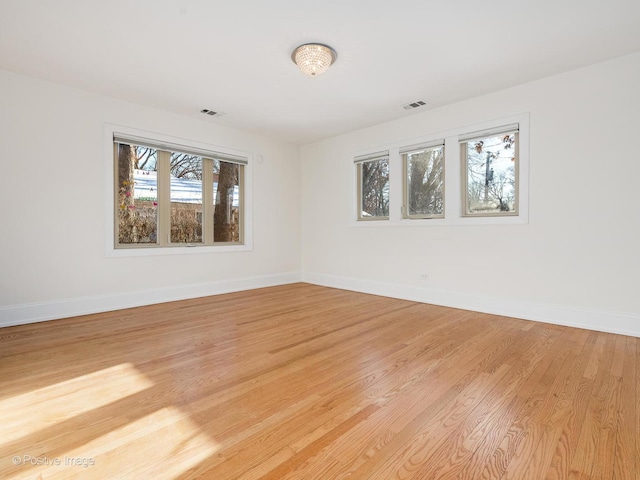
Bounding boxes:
291 43 337 77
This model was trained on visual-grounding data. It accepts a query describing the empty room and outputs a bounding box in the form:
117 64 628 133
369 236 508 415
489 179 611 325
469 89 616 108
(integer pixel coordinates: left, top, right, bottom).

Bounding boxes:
1 1 639 479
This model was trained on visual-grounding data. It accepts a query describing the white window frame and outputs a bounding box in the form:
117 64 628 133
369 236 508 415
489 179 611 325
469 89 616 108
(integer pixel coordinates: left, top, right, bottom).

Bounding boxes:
351 113 529 227
460 124 519 217
105 124 253 257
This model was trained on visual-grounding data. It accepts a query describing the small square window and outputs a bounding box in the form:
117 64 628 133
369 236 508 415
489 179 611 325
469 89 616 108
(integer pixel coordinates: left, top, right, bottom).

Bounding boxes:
462 128 518 216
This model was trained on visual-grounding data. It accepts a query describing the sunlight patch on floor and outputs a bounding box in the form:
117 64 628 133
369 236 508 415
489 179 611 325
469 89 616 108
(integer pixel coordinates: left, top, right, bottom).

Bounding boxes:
2 363 220 479
1 362 154 446
29 405 221 479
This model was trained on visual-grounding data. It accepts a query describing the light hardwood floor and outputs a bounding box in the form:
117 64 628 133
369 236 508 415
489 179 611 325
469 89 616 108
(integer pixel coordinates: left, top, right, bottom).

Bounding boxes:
0 283 638 479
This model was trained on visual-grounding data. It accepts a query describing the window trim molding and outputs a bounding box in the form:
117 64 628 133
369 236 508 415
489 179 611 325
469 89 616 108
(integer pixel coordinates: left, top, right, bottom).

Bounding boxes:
113 132 249 165
104 123 253 257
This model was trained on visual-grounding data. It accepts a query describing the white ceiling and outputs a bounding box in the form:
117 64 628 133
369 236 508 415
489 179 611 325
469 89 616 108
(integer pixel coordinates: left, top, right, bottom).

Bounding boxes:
2 0 639 145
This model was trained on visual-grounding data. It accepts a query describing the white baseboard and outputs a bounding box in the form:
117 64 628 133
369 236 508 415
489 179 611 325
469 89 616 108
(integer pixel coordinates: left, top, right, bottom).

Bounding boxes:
4 271 638 338
302 272 640 338
0 272 302 328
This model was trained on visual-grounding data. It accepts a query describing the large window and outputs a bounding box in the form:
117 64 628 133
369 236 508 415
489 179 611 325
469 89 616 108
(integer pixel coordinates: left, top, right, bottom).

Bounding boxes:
355 151 390 221
114 134 245 248
401 141 444 219
461 125 518 216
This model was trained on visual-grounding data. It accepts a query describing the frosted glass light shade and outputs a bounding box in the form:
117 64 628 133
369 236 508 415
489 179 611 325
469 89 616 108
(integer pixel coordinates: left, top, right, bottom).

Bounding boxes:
291 43 337 77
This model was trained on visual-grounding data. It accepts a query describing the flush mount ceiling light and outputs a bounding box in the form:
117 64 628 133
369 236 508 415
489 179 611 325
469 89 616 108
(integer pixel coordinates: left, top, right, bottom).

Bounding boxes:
291 43 337 77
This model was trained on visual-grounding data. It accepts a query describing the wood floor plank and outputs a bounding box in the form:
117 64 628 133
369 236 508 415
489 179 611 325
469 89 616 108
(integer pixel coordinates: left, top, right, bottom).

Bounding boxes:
0 284 637 480
225 313 509 480
473 325 568 480
175 305 461 478
503 332 595 480
330 325 561 480
567 333 617 479
434 330 592 480
542 331 599 480
176 310 439 479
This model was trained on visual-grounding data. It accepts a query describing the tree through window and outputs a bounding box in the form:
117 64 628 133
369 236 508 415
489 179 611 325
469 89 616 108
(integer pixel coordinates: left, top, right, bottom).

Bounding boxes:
355 151 389 221
114 134 245 248
462 126 518 216
402 142 444 218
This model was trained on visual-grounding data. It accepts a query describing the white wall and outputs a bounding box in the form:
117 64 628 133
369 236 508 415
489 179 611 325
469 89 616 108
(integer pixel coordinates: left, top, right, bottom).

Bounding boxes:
3 53 639 336
301 52 640 337
0 70 302 325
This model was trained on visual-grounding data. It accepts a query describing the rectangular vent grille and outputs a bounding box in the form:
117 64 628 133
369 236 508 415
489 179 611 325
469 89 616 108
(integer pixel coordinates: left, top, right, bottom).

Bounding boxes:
200 109 225 117
403 100 427 110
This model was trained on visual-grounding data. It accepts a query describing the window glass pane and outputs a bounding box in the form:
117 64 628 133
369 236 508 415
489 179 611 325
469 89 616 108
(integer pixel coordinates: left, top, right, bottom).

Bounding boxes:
170 153 203 244
405 146 444 217
117 144 158 244
465 133 517 214
360 158 389 218
214 160 241 243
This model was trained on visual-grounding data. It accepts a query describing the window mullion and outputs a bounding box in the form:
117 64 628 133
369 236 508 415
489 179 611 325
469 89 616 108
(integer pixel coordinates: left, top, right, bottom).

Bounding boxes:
356 164 363 220
157 150 171 246
113 147 120 246
460 142 469 216
238 165 245 243
203 158 214 245
513 132 520 214
401 154 407 218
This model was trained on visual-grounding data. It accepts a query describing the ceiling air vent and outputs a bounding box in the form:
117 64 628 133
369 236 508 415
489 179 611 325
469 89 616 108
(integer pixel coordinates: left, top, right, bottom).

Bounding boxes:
403 100 427 110
200 109 225 117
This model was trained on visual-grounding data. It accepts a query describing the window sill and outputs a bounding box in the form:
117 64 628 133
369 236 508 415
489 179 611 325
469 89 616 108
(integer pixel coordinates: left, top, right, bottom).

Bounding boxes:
106 243 252 257
350 216 528 227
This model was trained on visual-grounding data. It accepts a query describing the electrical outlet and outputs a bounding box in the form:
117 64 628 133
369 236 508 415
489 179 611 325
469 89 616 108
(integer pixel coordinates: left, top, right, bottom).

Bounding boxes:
419 273 429 280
